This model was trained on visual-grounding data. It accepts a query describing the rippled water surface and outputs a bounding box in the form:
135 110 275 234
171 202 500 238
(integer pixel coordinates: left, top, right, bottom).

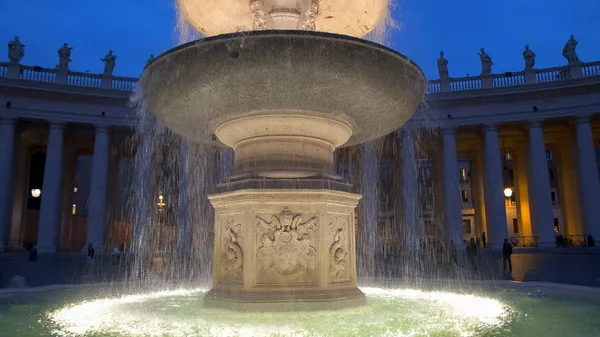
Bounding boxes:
1 285 599 337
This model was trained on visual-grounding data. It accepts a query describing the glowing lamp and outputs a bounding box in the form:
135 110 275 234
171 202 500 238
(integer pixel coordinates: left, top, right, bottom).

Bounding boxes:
31 188 41 198
503 188 513 198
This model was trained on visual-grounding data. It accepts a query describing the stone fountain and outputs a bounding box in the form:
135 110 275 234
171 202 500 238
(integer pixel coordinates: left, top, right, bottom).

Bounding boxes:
139 0 425 311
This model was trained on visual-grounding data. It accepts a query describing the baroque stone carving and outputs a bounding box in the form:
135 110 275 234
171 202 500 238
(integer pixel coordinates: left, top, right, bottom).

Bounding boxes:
328 219 348 280
57 43 73 70
256 208 317 277
478 47 493 76
523 45 536 70
101 50 117 75
250 1 269 30
298 1 319 31
8 36 25 64
220 218 243 280
437 50 449 79
562 35 580 65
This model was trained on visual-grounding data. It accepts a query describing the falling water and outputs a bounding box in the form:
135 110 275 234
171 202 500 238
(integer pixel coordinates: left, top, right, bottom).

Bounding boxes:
122 0 494 295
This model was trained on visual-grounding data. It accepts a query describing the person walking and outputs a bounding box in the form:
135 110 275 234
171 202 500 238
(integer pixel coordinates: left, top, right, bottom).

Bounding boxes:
482 232 487 248
502 239 513 272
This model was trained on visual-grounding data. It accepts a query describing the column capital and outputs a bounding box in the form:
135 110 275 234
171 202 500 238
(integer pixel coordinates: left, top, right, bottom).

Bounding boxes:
527 119 544 128
0 117 16 126
442 126 455 135
48 121 66 130
95 124 111 133
573 115 592 125
483 123 497 132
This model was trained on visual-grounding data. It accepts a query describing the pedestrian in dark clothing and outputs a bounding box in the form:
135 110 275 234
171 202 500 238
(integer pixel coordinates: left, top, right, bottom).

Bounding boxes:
503 239 513 272
87 243 95 260
587 234 595 247
482 232 487 248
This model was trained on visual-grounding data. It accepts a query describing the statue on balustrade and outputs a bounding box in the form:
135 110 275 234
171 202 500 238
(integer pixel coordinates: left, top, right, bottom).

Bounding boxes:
523 45 536 70
101 50 117 75
562 35 580 65
478 47 493 75
57 43 73 70
437 51 449 79
8 36 25 64
146 54 155 67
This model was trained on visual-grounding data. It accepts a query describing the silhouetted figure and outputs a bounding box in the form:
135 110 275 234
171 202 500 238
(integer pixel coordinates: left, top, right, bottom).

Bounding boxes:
466 238 477 268
482 232 487 248
587 234 595 247
28 244 37 262
87 242 95 260
503 239 513 272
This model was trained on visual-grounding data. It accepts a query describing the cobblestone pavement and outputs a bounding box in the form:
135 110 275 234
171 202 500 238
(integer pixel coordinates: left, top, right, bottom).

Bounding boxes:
0 248 599 288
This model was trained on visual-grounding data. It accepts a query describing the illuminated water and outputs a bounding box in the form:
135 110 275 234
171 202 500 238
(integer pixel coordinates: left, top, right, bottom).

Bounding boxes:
1 284 599 336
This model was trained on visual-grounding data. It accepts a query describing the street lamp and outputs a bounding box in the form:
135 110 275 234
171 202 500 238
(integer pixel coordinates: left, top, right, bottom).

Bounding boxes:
31 189 41 198
503 187 513 198
157 194 166 212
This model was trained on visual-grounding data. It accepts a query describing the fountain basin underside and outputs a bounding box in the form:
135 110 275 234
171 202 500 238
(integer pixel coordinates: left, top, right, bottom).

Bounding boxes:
141 30 426 147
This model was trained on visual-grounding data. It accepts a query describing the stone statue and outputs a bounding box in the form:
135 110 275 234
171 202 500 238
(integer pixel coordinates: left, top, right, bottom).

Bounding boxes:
101 50 117 75
523 45 536 70
146 54 155 67
562 35 580 65
8 36 25 64
478 47 493 75
437 51 449 79
57 43 73 70
298 1 319 31
250 1 269 30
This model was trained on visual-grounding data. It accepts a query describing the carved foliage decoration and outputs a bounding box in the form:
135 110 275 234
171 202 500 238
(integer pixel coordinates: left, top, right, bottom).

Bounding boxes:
219 217 243 281
256 207 317 278
297 0 319 30
250 1 269 30
328 217 350 282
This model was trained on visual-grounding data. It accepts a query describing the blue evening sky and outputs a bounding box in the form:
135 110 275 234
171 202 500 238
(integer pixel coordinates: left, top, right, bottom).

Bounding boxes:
1 0 599 80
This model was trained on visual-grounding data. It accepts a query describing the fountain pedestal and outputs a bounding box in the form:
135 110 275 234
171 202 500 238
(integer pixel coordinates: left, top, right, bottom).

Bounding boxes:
205 190 363 311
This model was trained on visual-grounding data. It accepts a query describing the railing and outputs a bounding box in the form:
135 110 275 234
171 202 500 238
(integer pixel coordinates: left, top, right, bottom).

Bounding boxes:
509 235 539 248
556 234 588 247
2 60 600 95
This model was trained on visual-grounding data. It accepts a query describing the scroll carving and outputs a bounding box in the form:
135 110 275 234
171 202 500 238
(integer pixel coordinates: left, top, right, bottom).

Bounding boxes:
220 219 243 280
328 219 348 281
297 1 319 30
250 1 269 30
256 207 317 278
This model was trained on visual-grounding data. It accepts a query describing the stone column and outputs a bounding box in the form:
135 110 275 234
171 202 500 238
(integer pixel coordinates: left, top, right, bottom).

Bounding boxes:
401 131 419 249
85 125 110 252
441 127 463 245
482 124 508 248
470 151 488 240
0 118 16 250
526 120 555 247
574 116 600 238
37 122 65 253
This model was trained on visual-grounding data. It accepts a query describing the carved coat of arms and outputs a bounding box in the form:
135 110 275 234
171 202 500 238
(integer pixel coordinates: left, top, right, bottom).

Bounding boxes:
256 208 317 278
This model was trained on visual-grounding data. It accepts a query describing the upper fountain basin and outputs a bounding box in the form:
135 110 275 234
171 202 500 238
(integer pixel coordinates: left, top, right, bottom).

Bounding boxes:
177 0 390 37
140 30 425 147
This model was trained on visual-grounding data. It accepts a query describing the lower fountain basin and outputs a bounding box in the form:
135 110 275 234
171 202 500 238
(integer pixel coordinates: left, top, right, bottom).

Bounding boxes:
3 282 600 336
140 30 426 147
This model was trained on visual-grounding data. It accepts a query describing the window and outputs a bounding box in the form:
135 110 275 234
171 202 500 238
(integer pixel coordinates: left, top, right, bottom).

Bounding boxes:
505 153 513 161
554 218 560 234
550 190 558 206
548 169 554 183
512 218 519 234
546 149 553 160
507 169 514 181
461 189 469 202
462 220 472 235
72 204 77 215
460 168 468 182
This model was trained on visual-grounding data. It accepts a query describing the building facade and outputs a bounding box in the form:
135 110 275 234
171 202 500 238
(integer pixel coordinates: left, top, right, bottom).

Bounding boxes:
1 39 600 252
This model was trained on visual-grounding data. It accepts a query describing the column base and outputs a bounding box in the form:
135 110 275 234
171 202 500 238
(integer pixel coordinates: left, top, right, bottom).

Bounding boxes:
204 287 365 312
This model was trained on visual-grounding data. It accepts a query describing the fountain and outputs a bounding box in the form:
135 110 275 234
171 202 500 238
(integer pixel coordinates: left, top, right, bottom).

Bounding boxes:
139 0 425 311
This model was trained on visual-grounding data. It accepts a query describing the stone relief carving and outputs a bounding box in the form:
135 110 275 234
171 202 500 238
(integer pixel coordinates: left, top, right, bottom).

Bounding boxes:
298 1 319 31
220 218 243 280
328 218 349 281
250 1 269 30
256 207 317 278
